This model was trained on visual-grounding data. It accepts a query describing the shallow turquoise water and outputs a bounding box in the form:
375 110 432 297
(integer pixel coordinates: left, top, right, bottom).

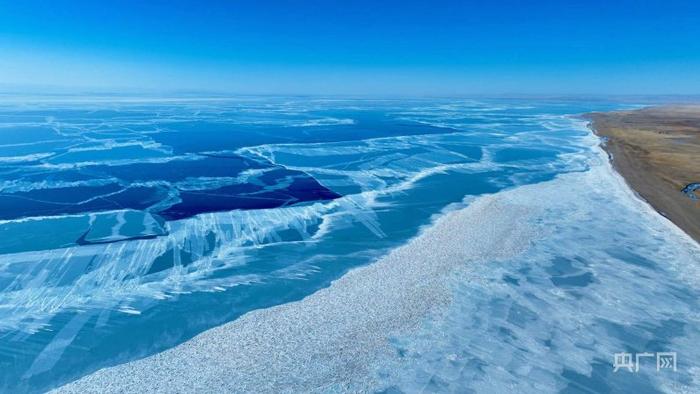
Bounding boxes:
0 97 697 392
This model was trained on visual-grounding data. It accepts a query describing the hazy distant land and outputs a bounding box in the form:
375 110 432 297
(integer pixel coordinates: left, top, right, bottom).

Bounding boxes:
586 106 700 243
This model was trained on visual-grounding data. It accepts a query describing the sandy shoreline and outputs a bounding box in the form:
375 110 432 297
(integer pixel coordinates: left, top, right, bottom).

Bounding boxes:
585 106 700 244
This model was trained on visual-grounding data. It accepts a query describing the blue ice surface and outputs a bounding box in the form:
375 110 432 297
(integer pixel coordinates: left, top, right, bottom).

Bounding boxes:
0 146 340 223
1 97 695 393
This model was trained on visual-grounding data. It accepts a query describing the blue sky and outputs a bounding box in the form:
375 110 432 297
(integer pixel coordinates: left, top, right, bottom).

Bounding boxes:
1 0 699 95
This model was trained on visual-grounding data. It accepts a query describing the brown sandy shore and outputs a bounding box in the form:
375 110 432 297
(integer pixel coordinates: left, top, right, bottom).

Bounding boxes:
585 106 700 243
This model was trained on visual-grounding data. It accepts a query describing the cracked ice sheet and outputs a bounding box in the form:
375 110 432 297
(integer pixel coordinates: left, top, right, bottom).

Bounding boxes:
51 170 539 393
54 144 700 393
